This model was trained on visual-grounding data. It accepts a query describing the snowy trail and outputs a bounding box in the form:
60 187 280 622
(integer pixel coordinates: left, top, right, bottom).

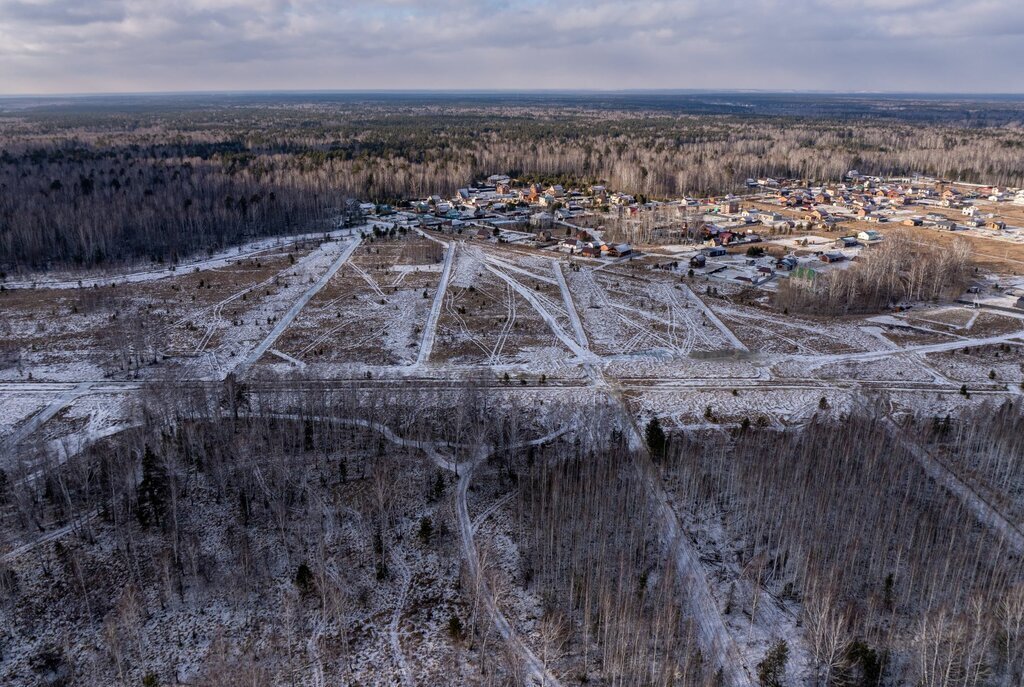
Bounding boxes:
416 241 455 366
0 509 101 564
388 544 415 687
454 428 568 687
802 328 1024 369
643 466 756 686
552 260 590 350
2 381 93 454
288 413 565 685
348 261 388 300
885 417 1024 556
486 264 597 364
679 283 750 352
2 423 138 562
602 383 756 686
485 254 558 286
471 492 515 534
269 349 307 369
184 263 298 355
488 284 517 365
234 238 361 376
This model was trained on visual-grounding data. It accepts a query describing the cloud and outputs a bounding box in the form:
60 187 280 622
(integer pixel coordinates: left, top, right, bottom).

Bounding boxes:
0 0 1022 93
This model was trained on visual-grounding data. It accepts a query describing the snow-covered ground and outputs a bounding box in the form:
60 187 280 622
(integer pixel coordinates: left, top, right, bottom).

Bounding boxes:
3 228 1024 687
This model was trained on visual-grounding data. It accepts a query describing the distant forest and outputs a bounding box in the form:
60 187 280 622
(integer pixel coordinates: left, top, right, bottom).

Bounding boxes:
2 92 1024 272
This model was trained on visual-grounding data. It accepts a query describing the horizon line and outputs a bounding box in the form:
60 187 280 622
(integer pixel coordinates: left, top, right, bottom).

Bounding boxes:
3 87 1024 100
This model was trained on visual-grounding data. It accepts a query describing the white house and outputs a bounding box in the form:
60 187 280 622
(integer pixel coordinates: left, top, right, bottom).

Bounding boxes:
530 212 553 228
857 230 882 242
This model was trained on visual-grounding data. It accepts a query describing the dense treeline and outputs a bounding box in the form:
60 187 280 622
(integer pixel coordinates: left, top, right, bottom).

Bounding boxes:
515 442 705 685
2 99 1024 272
0 147 344 272
0 384 517 685
2 379 1022 684
934 401 1024 523
774 231 973 315
665 407 1024 686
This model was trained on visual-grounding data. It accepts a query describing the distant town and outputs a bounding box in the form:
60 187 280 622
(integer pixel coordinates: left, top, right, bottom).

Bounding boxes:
356 172 1024 299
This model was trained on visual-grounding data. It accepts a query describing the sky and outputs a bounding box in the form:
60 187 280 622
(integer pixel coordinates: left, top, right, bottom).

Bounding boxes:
1 0 1024 95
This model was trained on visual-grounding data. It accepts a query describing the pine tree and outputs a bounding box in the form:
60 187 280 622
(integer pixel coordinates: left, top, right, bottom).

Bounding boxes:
645 416 667 460
295 562 315 595
757 639 789 687
428 470 445 502
418 516 434 545
136 445 170 528
447 614 465 641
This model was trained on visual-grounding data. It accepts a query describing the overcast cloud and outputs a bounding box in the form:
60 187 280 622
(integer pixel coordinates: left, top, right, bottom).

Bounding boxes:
1 0 1023 94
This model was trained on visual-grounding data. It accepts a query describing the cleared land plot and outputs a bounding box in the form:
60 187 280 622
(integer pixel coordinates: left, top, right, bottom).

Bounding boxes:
0 249 311 381
715 303 878 355
432 245 573 366
923 344 1024 384
567 268 731 357
872 223 1024 273
267 237 445 367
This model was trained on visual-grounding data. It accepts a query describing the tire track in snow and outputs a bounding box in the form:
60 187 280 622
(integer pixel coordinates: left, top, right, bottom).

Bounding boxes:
552 260 590 350
234 238 361 376
416 241 455 366
679 283 750 352
884 416 1024 556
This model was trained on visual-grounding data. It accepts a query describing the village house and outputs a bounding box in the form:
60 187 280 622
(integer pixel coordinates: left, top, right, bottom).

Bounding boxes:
776 255 799 271
530 212 553 228
534 229 555 245
719 199 740 214
857 230 883 242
